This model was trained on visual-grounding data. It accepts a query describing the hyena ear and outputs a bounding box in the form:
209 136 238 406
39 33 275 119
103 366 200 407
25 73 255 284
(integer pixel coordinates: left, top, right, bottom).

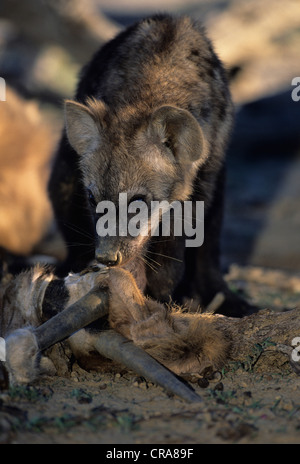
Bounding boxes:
151 105 205 164
64 100 102 156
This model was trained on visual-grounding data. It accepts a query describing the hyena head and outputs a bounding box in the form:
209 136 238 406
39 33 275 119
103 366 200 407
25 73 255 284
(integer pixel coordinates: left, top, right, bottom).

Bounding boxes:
64 98 208 267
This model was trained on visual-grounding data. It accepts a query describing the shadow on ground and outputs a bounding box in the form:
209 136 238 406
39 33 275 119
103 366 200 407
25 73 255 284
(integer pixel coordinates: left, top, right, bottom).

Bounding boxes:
223 89 300 272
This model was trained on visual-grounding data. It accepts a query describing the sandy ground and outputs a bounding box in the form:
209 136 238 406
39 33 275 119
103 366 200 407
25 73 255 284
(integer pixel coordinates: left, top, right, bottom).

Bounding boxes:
1 265 299 444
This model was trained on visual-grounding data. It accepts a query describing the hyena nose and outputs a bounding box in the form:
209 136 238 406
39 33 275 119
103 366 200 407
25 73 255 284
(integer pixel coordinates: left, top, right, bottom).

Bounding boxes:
95 250 122 267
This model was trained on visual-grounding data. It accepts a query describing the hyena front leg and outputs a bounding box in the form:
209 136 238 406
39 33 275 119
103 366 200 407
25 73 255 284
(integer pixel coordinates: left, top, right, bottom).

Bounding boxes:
107 268 231 376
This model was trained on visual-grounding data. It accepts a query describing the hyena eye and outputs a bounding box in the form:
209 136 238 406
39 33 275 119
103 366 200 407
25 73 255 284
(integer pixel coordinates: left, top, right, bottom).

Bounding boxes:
129 194 147 205
87 189 97 208
162 137 173 151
